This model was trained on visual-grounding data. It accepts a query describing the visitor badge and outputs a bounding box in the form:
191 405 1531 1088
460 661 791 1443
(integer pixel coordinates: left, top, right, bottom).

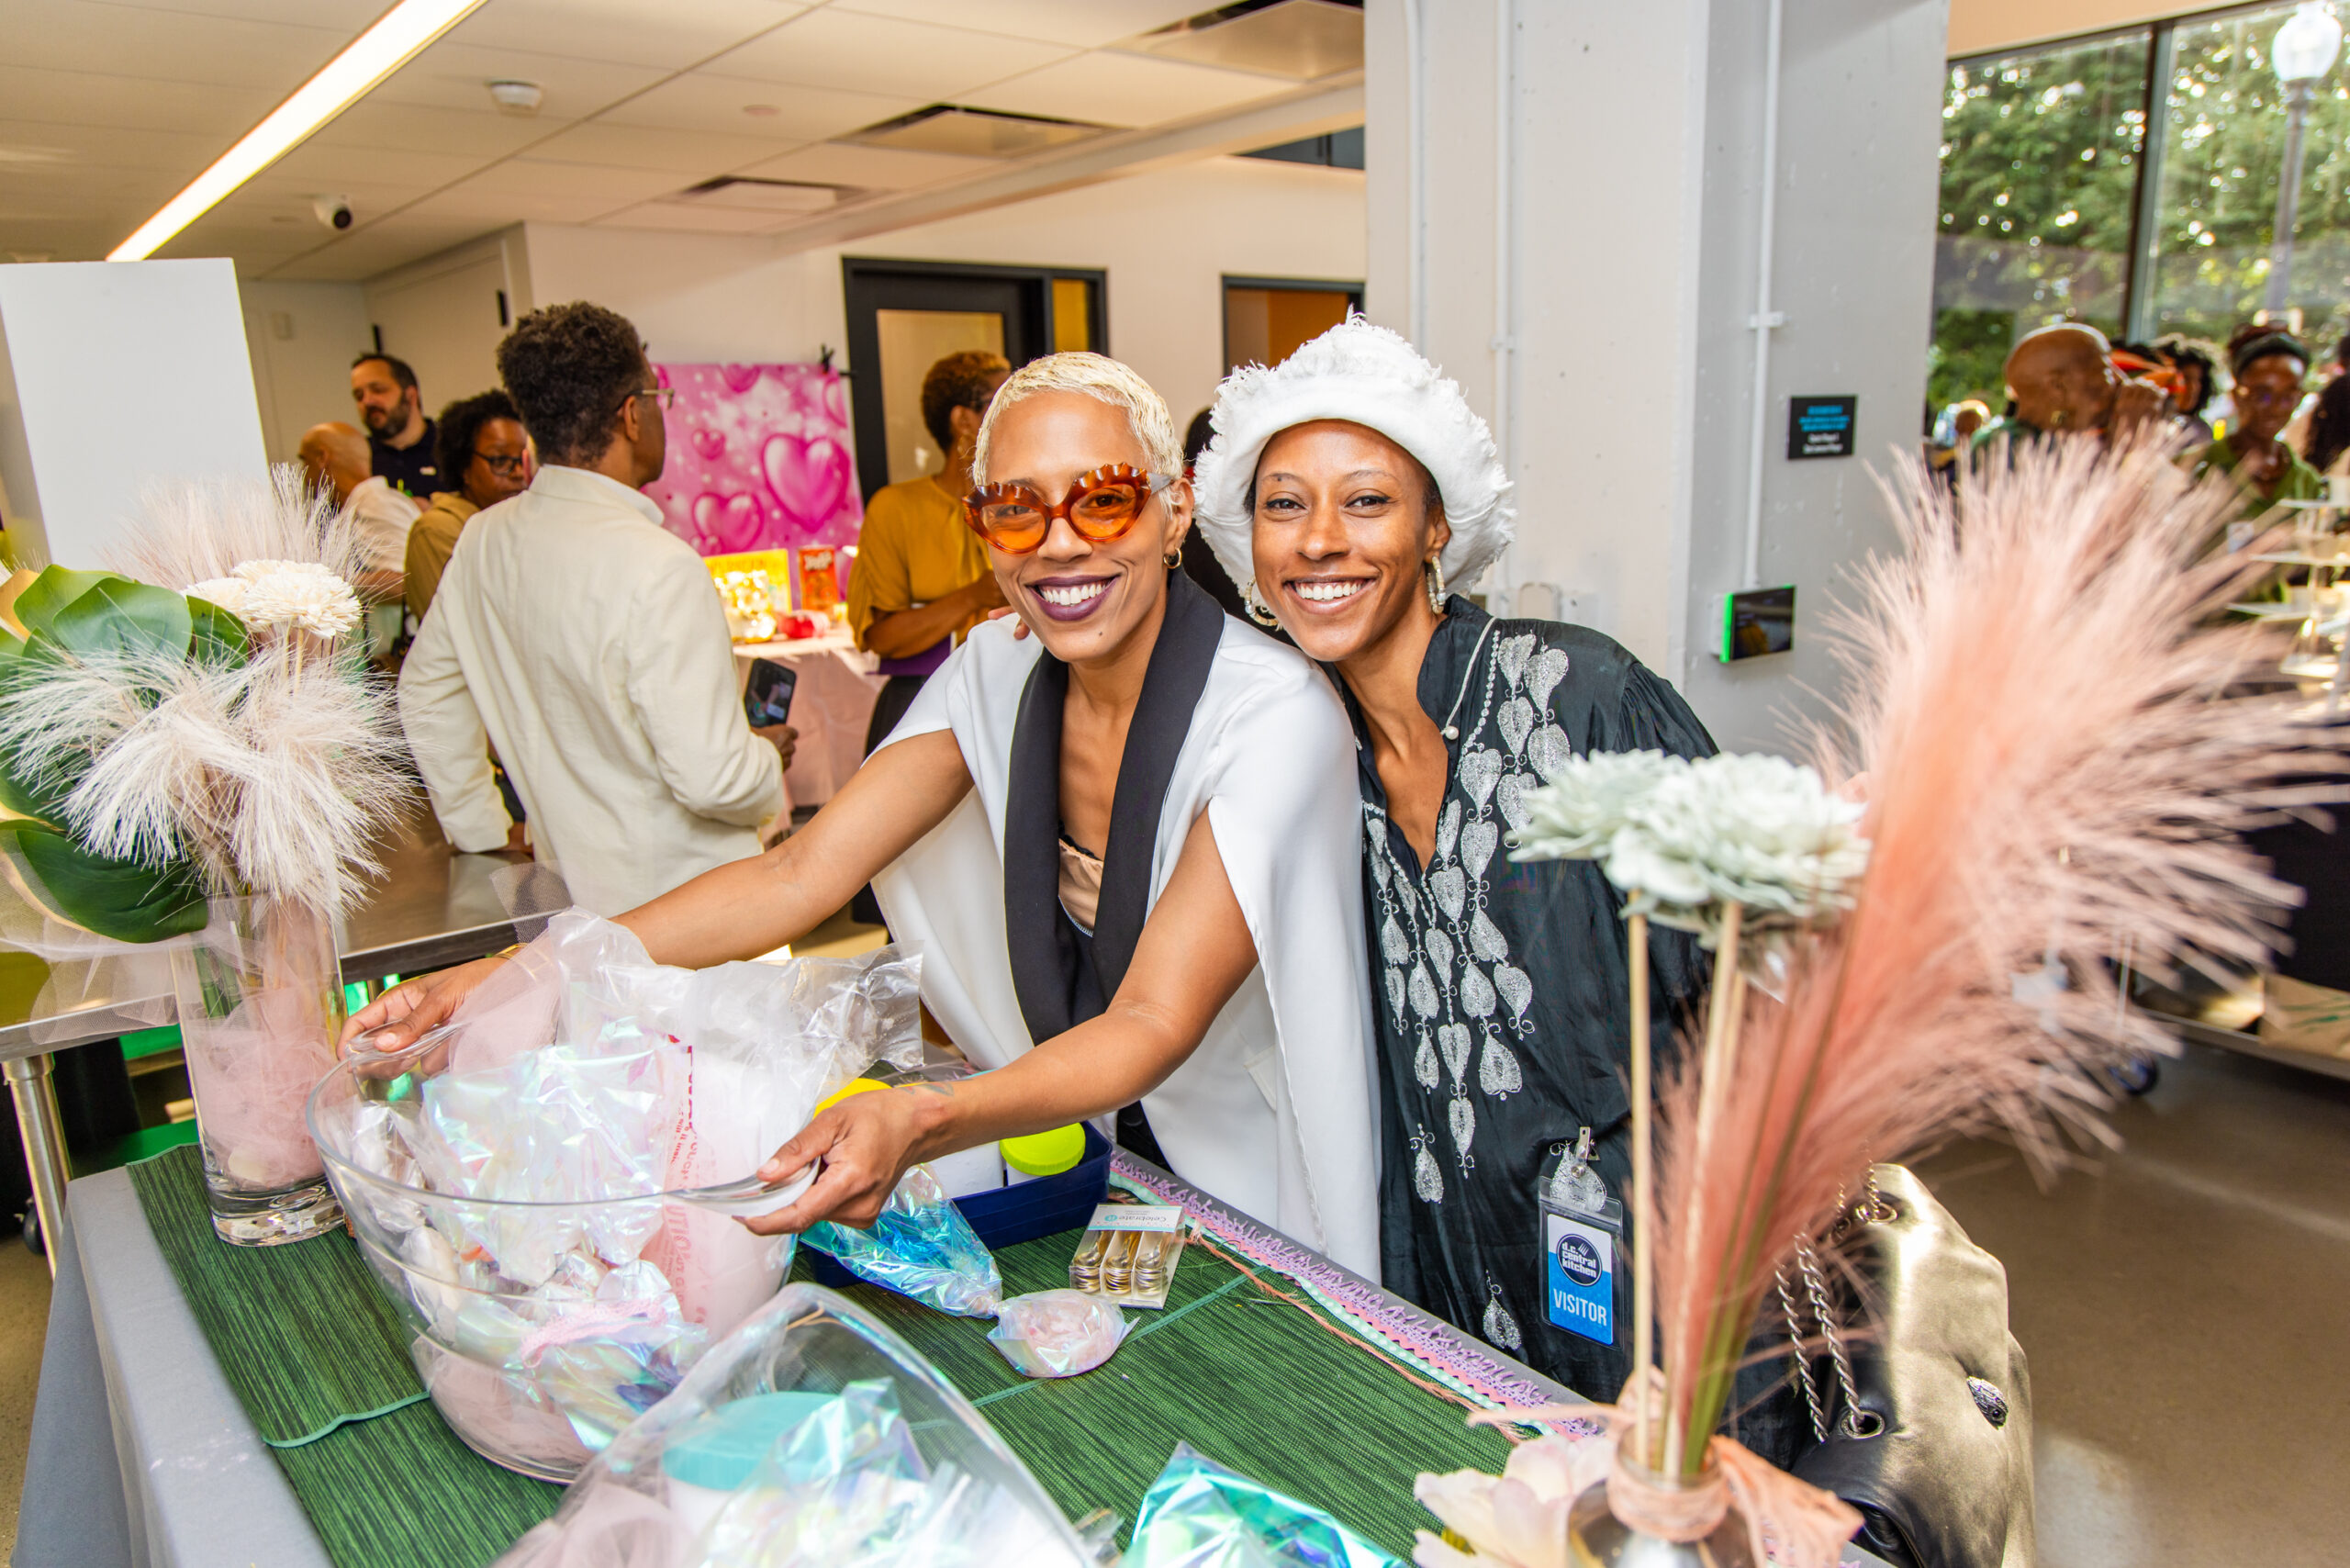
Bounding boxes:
1542 1208 1616 1345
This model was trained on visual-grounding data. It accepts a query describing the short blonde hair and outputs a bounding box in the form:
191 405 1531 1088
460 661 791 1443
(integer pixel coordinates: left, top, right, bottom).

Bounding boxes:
971 352 1182 487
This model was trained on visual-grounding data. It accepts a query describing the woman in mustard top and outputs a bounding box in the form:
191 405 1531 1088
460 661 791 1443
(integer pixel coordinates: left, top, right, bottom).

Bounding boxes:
847 350 1012 748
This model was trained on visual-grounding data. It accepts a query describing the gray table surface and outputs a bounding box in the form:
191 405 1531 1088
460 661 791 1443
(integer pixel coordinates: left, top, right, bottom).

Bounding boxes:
12 1169 330 1568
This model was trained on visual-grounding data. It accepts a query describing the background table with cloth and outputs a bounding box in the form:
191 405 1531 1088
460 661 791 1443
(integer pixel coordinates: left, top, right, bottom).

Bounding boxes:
732 628 885 812
17 1145 1579 1568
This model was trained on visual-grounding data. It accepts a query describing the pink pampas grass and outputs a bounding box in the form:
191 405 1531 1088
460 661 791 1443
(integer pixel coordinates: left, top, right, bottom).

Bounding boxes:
1649 432 2342 1473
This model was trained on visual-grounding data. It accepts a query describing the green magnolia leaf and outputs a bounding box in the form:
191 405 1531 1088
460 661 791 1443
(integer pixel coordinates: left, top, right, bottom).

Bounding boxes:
47 577 193 663
0 818 208 944
186 596 251 666
10 566 127 641
0 633 79 823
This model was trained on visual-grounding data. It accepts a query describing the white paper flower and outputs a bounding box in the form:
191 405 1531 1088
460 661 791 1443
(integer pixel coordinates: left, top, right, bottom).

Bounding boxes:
1510 749 1684 860
1515 751 1870 947
184 577 249 615
229 560 363 639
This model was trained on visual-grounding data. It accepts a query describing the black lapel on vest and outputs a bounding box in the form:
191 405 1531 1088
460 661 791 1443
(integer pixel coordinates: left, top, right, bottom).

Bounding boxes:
1091 569 1223 1000
1003 651 1076 1046
999 568 1225 1044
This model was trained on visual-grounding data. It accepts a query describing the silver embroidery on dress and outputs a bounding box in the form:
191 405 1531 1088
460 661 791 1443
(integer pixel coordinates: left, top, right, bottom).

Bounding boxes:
1483 1277 1524 1351
1364 631 1573 1202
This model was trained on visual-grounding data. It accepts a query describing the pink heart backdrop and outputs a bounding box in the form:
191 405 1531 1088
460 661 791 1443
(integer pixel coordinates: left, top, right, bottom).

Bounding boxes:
643 364 862 555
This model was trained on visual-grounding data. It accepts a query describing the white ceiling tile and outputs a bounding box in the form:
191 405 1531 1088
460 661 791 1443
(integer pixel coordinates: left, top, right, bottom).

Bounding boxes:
401 183 636 226
9 1 350 90
442 158 688 206
0 120 227 173
307 103 554 160
444 0 807 71
250 140 487 192
596 75 920 141
266 218 507 282
730 140 994 190
968 51 1294 129
830 0 1206 50
594 201 796 234
703 9 1074 99
89 0 386 24
364 39 667 119
0 64 274 136
524 121 801 175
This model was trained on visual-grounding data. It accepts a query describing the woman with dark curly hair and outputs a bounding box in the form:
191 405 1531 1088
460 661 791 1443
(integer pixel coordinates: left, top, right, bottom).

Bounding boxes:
404 387 531 624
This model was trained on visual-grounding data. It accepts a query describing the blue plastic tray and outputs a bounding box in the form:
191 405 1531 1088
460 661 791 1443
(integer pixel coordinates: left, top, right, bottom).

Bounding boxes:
804 1123 1112 1289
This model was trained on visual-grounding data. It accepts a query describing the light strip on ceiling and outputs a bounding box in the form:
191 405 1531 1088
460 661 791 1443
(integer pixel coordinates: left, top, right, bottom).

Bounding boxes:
107 0 489 262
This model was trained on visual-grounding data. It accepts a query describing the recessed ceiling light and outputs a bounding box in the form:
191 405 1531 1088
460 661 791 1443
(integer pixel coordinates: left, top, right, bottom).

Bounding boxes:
743 104 781 118
107 0 488 261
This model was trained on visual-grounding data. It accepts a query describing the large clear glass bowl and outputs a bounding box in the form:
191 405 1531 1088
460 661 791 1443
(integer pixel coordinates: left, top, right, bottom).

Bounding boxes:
307 1030 795 1481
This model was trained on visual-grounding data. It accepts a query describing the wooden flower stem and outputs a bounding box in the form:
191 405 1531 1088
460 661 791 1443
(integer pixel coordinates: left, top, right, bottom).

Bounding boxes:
1628 908 1654 1470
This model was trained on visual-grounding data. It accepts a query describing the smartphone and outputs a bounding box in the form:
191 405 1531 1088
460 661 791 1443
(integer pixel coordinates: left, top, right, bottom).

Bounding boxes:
744 657 798 729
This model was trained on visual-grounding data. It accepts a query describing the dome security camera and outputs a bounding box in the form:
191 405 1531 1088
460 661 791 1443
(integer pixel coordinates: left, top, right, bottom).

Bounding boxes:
311 195 353 231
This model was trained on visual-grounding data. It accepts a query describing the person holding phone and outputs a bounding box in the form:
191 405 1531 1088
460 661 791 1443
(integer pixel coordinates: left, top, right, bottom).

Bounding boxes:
400 302 794 914
354 352 1381 1272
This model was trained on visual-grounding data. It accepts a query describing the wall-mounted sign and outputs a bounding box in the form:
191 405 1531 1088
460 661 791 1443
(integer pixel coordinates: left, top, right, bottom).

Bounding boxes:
1787 395 1857 460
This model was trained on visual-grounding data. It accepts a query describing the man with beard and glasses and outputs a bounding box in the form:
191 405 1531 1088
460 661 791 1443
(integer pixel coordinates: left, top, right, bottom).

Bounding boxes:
352 352 440 498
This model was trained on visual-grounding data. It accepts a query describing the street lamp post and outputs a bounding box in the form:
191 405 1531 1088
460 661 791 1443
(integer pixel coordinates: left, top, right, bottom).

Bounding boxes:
2266 2 2344 315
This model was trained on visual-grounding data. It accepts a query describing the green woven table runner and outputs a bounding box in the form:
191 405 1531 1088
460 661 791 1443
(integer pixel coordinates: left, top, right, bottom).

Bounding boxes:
131 1143 1506 1566
127 1145 561 1567
794 1237 1514 1556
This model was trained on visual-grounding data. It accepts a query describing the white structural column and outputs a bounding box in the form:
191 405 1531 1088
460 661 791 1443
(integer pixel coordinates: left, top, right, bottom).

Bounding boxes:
1364 0 1949 753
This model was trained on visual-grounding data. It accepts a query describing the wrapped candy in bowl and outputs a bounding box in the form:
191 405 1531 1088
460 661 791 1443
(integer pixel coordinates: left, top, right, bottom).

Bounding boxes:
306 912 923 1480
496 1282 1104 1568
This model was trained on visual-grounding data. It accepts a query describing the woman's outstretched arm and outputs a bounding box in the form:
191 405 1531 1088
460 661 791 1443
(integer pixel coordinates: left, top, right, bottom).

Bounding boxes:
741 808 1259 1232
341 730 972 1051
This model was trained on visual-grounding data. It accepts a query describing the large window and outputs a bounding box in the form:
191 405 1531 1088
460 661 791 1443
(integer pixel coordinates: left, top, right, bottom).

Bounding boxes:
1932 34 2151 408
1930 3 2350 410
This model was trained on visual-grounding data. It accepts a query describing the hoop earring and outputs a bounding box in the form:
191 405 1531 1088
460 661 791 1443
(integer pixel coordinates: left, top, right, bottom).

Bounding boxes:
1243 582 1281 628
1425 556 1447 614
1163 547 1181 568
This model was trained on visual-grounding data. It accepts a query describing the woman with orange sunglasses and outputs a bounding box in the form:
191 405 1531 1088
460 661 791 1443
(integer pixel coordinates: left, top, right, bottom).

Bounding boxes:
348 353 1382 1273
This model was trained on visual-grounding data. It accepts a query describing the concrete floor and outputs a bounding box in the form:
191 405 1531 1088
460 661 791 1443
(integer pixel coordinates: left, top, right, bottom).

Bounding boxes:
0 1027 2333 1562
0 1239 50 1558
1918 1038 2350 1568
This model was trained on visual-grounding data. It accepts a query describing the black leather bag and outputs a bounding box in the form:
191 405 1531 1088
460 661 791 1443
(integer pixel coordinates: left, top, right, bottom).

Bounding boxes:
1785 1165 2036 1568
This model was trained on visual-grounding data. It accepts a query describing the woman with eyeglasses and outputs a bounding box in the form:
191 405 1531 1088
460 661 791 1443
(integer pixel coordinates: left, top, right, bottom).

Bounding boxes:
405 388 534 625
353 352 1382 1269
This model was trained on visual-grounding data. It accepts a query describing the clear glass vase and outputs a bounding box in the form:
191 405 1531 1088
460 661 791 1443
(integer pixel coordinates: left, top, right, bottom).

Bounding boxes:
1567 1455 1757 1568
169 896 345 1245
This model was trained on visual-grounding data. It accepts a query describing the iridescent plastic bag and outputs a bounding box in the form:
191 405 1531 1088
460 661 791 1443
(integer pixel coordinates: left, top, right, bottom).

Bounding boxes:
1125 1445 1403 1568
804 1166 1002 1318
494 1282 1103 1568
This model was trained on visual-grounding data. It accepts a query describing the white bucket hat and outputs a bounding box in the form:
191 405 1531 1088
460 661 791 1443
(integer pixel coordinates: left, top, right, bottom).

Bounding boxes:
1191 317 1515 599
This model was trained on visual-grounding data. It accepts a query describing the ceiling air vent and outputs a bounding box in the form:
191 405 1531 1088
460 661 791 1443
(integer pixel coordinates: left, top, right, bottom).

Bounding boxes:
672 177 847 214
1123 0 1363 81
839 105 1113 158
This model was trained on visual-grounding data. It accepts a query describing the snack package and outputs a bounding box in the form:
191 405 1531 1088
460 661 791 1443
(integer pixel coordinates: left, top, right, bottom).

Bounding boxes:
987 1291 1128 1379
1125 1444 1403 1568
311 911 924 1478
494 1283 1101 1568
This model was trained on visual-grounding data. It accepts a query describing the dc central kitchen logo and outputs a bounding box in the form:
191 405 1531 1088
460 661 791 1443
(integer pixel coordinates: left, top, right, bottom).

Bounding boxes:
1556 1231 1603 1288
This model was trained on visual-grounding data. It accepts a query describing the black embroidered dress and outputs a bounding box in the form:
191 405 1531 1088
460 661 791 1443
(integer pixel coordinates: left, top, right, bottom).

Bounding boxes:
1346 597 1715 1398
